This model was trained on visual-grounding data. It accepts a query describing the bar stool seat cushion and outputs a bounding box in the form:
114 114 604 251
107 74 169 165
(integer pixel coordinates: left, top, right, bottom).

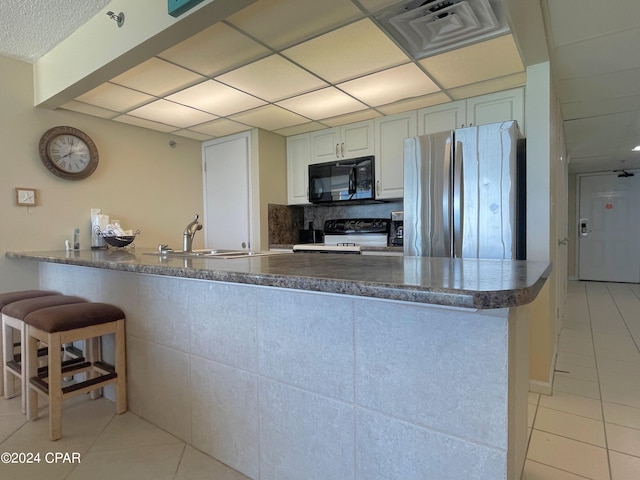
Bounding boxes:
2 295 86 320
0 290 59 310
24 303 125 333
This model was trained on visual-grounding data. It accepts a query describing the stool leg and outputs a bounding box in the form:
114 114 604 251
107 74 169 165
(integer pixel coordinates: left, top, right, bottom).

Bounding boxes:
87 337 103 400
0 318 3 398
2 317 13 399
25 326 39 422
47 332 63 441
115 319 127 414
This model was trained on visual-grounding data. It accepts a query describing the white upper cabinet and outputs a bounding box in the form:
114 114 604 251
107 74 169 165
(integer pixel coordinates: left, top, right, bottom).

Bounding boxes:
374 111 417 200
310 120 374 164
286 134 310 205
466 87 525 133
418 87 525 135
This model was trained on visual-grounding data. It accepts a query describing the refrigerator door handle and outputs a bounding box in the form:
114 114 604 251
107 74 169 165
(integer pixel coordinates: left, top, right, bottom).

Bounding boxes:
452 141 463 257
443 139 452 255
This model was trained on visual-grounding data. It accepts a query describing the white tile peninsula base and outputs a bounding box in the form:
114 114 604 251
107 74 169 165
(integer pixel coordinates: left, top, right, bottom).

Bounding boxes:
38 262 529 480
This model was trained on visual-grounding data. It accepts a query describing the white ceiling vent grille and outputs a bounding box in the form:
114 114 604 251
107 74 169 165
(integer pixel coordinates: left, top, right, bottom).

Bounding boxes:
375 0 510 59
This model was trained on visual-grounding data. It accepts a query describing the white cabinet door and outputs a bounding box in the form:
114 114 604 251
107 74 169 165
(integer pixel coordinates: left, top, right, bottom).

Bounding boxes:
287 134 310 205
203 133 251 250
310 121 374 163
310 128 341 163
341 120 374 158
418 100 466 135
466 87 525 133
375 111 417 200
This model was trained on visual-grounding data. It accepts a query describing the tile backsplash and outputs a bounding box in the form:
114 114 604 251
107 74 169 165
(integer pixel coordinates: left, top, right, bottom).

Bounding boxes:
268 201 403 246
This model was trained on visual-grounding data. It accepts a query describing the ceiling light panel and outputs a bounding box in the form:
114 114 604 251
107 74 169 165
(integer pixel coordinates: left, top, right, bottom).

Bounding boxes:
276 87 368 120
229 104 311 131
157 22 270 77
128 99 217 128
110 58 205 97
338 63 440 106
216 55 329 102
283 19 410 84
419 34 523 89
75 83 155 112
226 0 364 50
166 80 267 116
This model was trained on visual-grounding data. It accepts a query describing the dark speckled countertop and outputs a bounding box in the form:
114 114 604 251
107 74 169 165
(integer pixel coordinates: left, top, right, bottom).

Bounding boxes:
5 249 551 309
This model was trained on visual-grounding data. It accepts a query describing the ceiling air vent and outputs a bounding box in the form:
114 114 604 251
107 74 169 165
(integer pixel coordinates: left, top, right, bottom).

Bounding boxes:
375 0 510 59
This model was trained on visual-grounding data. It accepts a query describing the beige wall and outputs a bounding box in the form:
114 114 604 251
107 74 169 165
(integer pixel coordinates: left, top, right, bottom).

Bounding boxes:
0 55 204 292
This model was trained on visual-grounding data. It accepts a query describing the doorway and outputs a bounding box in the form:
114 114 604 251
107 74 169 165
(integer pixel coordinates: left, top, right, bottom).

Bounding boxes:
577 172 640 282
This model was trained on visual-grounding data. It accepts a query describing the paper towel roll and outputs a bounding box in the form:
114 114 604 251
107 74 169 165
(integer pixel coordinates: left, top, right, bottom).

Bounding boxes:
91 209 110 248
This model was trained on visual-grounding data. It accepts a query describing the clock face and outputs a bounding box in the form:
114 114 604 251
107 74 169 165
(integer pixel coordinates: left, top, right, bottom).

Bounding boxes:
38 126 99 180
48 134 91 173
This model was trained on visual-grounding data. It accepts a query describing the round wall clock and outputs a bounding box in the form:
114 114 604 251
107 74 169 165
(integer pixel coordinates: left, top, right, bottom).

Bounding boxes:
38 126 99 180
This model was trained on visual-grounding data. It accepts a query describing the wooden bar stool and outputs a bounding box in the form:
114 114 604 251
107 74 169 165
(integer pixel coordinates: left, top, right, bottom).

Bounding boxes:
24 302 127 441
0 290 59 397
2 295 87 412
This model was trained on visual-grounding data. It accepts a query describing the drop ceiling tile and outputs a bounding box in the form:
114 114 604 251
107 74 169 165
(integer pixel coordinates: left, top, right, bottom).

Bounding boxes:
376 92 451 115
556 67 640 103
113 114 178 133
166 80 266 117
171 130 214 141
546 0 640 47
189 118 253 137
216 55 328 102
554 27 640 80
60 101 118 119
338 63 440 106
110 58 205 97
282 19 410 83
562 94 640 121
226 0 364 49
229 104 310 131
158 22 270 77
319 108 382 127
274 122 328 137
276 87 368 120
75 83 155 112
448 72 527 100
419 35 524 89
358 0 405 14
127 100 217 128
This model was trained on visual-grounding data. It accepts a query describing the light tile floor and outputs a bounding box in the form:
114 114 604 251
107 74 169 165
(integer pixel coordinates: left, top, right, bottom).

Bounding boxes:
1 280 638 479
0 391 250 479
523 281 640 480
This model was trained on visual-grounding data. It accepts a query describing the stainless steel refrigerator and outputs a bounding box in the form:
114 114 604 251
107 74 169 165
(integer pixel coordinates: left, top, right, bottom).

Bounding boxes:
403 120 526 260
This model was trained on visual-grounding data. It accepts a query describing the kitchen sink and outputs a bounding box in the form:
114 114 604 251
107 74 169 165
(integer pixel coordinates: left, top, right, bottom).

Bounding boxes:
152 249 287 259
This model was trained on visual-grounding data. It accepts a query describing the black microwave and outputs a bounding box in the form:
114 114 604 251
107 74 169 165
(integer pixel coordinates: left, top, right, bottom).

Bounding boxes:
308 156 375 204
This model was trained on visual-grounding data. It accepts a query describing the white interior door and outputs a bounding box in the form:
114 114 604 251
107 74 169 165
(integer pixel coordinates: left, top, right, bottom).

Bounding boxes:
578 172 640 282
203 133 251 250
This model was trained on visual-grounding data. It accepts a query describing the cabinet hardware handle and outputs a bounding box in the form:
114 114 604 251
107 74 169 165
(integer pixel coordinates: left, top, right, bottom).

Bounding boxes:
341 142 345 157
376 180 380 196
335 144 340 158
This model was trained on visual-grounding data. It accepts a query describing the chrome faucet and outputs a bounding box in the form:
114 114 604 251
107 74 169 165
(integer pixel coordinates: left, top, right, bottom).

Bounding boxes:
183 214 203 252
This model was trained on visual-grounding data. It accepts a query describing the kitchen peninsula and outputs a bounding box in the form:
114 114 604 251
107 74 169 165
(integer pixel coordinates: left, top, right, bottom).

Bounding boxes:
6 248 550 480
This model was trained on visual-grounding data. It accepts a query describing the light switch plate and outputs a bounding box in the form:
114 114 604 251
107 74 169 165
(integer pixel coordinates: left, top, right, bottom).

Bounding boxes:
16 188 38 206
168 0 205 17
